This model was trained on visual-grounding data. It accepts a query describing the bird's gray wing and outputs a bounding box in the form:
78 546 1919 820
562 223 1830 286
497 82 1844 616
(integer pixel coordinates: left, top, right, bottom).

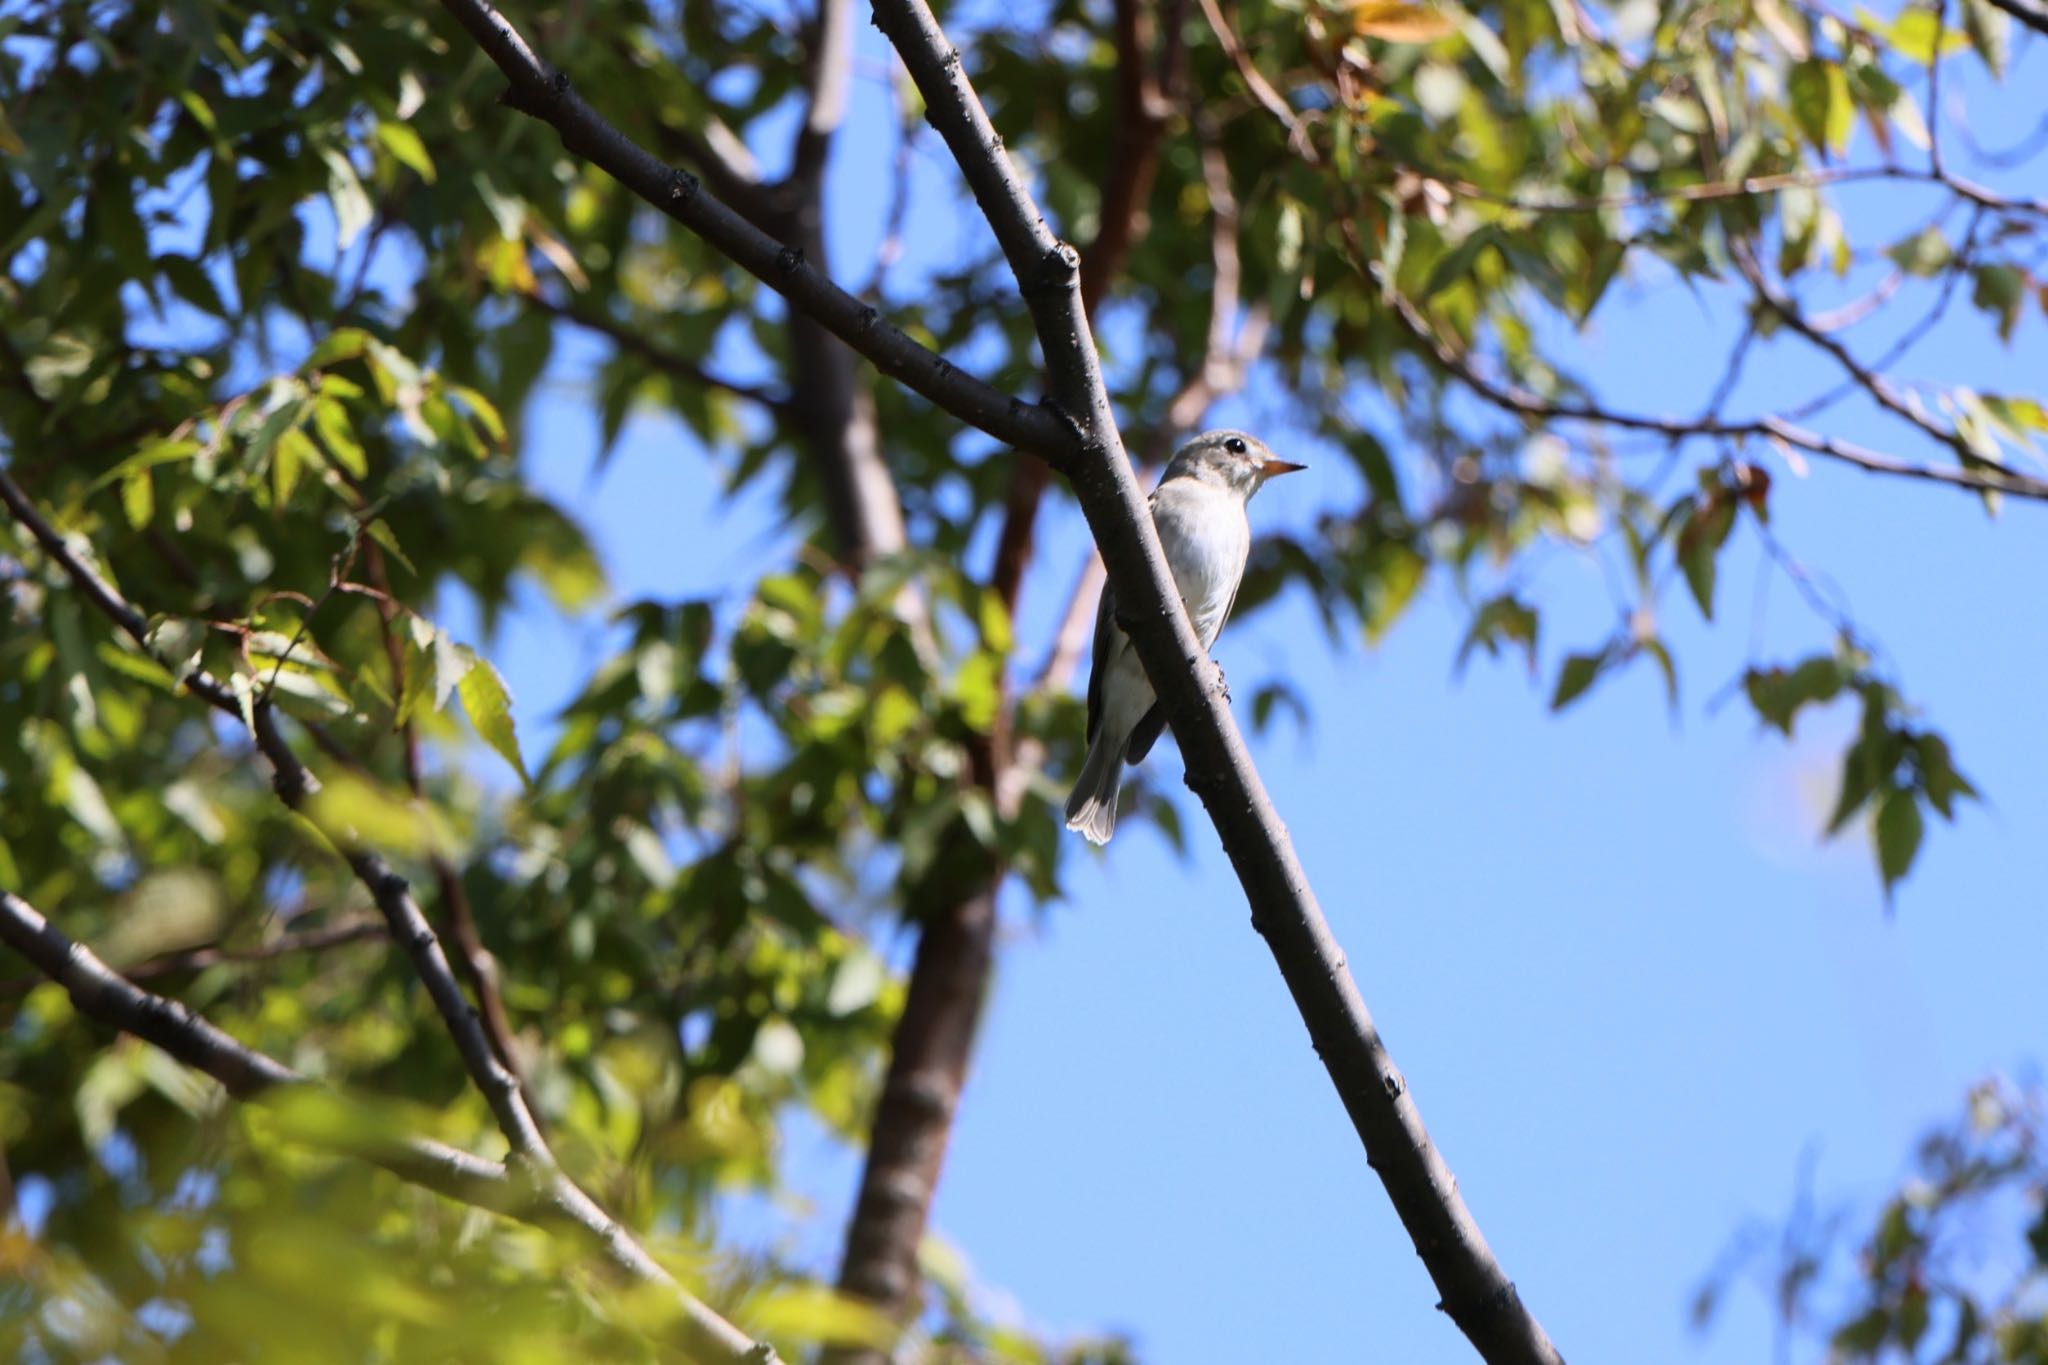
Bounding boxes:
1083 577 1116 744
1123 704 1166 764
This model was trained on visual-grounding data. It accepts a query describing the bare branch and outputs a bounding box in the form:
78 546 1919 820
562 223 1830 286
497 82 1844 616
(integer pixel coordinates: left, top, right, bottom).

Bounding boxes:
0 461 782 1365
1376 277 2048 503
435 0 1072 465
866 0 1566 1358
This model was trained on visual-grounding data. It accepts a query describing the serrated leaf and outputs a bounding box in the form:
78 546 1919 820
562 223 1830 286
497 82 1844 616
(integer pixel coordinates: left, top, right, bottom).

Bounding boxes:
456 652 529 784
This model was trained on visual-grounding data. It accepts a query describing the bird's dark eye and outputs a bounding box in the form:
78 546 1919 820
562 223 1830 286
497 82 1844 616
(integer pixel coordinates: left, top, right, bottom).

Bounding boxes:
1224 436 1248 455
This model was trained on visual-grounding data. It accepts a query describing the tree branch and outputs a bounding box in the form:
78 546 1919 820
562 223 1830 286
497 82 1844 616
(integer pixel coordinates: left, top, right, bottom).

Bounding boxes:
523 288 792 411
865 1 1565 1360
0 915 387 997
0 888 507 1208
1376 279 2048 503
0 461 782 1365
989 0 1183 614
433 0 1071 468
433 1 1561 1355
1982 0 2048 37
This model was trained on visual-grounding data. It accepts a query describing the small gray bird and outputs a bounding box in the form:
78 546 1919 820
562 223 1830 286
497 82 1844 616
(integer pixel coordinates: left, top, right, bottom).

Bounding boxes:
1064 429 1303 844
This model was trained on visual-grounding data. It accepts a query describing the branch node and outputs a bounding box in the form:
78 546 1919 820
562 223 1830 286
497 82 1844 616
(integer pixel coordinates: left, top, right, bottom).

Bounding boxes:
775 244 807 277
669 169 700 203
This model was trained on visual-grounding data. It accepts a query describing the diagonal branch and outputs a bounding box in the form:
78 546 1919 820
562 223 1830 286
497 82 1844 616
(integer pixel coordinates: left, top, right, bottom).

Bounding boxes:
435 0 1070 467
523 288 793 411
0 888 507 1207
866 1 1565 1360
989 0 1183 614
0 462 781 1365
0 915 387 997
433 1 1560 1357
1377 280 2048 503
1982 0 2048 36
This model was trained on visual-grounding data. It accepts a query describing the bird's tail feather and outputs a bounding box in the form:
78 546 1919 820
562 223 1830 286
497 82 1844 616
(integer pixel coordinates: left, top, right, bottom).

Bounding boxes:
1063 731 1125 845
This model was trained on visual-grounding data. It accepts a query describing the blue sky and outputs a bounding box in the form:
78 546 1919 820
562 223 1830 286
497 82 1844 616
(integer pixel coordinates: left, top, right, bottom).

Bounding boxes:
444 14 2048 1364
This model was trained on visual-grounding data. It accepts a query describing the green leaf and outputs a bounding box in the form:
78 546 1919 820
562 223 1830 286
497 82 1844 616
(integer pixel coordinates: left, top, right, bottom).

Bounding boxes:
1551 646 1612 710
320 146 373 251
1876 6 1970 62
90 438 202 491
1960 0 2011 75
1744 656 1847 735
308 328 373 367
158 254 227 317
1875 787 1923 892
456 652 530 785
1787 59 1853 155
450 384 505 446
1914 733 1978 818
1456 595 1540 674
373 121 437 184
1971 264 2027 342
312 396 367 477
1885 227 1951 277
364 519 416 577
1829 735 1883 833
120 468 154 529
1422 226 1502 300
273 428 317 506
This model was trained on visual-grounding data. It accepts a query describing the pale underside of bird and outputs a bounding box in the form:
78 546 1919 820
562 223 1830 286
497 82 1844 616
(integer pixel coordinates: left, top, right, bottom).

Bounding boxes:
1063 430 1303 845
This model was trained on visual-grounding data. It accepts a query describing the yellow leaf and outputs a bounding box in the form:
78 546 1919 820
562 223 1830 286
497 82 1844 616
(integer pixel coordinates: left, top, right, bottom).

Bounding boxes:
1342 0 1458 41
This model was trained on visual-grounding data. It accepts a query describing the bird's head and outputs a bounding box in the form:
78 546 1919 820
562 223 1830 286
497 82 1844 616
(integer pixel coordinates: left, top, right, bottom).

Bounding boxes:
1162 429 1306 500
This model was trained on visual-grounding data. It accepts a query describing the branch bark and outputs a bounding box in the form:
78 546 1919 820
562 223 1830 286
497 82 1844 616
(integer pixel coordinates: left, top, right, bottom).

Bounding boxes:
865 0 1565 1358
0 888 507 1205
436 3 1563 1357
433 0 1070 466
0 463 781 1365
0 915 386 997
827 6 1196 1340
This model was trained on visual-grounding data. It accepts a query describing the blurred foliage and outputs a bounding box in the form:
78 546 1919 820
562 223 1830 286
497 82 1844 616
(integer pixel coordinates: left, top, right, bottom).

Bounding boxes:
0 0 2038 1353
1696 1078 2047 1362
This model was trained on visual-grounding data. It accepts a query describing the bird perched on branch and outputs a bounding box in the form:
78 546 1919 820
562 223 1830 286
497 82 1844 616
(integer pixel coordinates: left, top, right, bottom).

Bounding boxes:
1064 429 1304 844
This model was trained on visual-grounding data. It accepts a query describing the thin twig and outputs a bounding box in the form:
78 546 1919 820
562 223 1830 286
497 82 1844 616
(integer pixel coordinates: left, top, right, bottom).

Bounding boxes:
525 289 792 411
435 0 1069 465
0 888 506 1205
0 915 387 997
1375 278 2048 502
0 460 780 1365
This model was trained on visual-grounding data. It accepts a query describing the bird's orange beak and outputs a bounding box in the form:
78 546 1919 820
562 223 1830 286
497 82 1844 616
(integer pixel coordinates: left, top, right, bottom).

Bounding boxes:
1261 459 1307 478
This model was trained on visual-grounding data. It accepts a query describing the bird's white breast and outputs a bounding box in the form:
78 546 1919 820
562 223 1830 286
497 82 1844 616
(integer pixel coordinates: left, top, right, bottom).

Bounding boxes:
1149 479 1250 649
